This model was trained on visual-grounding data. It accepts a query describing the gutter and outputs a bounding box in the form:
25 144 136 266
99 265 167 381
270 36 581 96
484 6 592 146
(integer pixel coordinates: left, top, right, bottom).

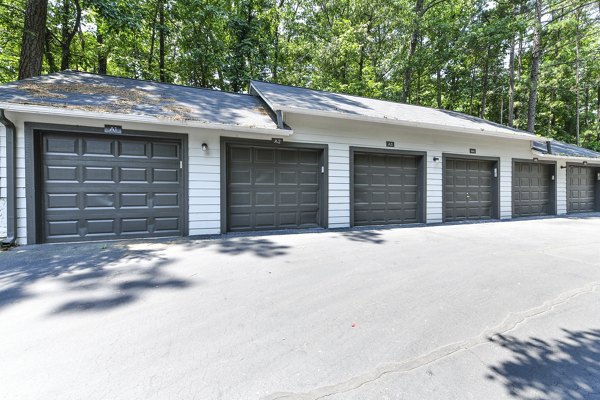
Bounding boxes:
0 109 16 247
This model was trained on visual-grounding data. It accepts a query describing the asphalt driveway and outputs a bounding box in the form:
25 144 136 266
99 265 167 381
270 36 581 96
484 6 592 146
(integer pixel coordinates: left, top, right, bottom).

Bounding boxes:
2 217 600 399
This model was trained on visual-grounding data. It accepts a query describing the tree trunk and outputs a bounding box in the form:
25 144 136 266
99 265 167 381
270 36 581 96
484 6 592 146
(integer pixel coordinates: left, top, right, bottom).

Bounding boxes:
147 0 160 78
469 67 475 115
59 0 82 71
575 10 581 145
527 0 542 133
159 0 166 82
507 38 516 127
44 28 58 73
584 86 589 127
401 0 424 103
480 56 489 119
597 82 600 141
18 0 48 79
273 0 285 82
97 33 107 74
436 69 442 108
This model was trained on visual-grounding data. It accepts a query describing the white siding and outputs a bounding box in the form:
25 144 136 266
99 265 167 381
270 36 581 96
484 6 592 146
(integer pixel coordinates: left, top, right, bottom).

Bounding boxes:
0 110 578 244
499 157 513 219
556 159 568 214
426 151 443 223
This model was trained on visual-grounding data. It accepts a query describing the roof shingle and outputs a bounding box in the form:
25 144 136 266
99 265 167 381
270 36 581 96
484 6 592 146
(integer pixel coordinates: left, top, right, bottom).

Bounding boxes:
0 71 278 130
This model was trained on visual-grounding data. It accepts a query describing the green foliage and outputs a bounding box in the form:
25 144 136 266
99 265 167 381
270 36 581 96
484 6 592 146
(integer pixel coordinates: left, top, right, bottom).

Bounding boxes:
2 0 599 148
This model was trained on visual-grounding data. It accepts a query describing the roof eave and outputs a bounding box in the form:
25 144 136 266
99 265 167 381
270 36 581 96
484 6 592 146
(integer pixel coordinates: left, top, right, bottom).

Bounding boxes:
532 149 600 162
0 102 291 136
274 106 543 142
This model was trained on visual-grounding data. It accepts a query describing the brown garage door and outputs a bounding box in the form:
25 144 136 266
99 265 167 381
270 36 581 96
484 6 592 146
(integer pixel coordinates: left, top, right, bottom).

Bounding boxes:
226 143 324 232
567 165 598 213
40 131 184 243
445 158 497 222
512 162 554 217
352 151 423 226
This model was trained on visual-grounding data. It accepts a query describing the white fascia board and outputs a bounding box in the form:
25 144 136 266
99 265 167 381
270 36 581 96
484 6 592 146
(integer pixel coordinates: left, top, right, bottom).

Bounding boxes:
249 82 277 111
532 150 600 163
0 102 293 136
277 106 546 142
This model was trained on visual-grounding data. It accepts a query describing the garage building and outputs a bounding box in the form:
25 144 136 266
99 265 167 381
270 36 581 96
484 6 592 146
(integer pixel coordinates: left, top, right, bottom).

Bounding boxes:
1 71 599 245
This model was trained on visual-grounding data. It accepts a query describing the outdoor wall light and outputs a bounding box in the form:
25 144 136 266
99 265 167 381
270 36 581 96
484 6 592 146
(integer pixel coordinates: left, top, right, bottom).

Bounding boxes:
560 165 567 169
433 156 440 162
202 143 208 152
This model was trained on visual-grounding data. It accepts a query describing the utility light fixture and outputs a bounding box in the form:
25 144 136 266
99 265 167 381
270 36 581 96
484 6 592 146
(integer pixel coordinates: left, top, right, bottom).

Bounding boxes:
202 143 208 151
433 156 440 162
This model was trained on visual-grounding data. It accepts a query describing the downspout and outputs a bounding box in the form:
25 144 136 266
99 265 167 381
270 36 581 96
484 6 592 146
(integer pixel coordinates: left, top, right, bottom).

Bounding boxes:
546 141 553 154
0 109 16 247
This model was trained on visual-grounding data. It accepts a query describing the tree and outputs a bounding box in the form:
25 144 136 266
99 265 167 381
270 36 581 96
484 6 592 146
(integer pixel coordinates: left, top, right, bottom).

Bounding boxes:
527 0 542 133
18 0 48 79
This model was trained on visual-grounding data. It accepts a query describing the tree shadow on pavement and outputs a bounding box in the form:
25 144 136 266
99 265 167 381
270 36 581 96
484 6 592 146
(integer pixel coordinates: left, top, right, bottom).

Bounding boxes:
216 238 290 258
339 230 385 244
0 242 191 314
0 236 291 314
486 329 600 399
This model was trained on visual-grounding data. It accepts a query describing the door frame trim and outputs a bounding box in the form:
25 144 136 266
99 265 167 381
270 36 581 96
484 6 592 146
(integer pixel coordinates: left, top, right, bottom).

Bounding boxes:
565 162 600 213
442 153 501 222
512 158 557 217
220 136 329 233
349 147 427 227
25 122 189 244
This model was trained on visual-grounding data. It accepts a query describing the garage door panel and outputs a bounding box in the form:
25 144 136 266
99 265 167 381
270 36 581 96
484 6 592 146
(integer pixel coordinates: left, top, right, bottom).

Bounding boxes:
352 152 422 226
120 168 147 182
47 193 78 209
278 170 297 184
230 146 251 162
84 193 116 208
154 193 179 207
47 166 78 181
226 144 323 232
119 193 146 208
119 141 148 158
278 149 298 164
300 171 319 185
154 217 180 232
152 142 179 159
513 162 554 217
567 166 597 213
40 132 184 242
121 218 149 233
83 166 114 182
255 148 275 163
83 139 114 156
255 213 275 228
445 158 495 222
87 219 115 235
153 168 178 183
46 136 78 154
255 191 276 206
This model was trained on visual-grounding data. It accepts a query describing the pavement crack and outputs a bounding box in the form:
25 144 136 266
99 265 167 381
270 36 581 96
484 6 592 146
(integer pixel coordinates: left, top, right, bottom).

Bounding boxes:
261 281 600 400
